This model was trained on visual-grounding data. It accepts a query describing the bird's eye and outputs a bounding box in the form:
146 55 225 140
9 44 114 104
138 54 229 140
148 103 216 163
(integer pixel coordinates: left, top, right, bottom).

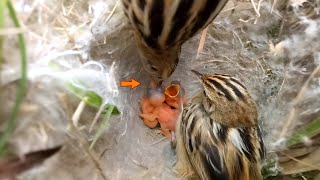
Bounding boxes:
150 65 159 72
146 59 158 72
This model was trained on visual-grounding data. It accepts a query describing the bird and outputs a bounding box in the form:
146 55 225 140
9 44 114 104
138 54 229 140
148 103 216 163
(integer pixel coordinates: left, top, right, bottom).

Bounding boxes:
174 70 265 180
140 80 186 138
121 0 228 81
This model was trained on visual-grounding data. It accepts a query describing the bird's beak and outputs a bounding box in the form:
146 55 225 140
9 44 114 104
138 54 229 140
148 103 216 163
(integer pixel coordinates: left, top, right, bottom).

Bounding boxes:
191 70 203 79
151 78 163 86
164 84 180 98
158 79 163 85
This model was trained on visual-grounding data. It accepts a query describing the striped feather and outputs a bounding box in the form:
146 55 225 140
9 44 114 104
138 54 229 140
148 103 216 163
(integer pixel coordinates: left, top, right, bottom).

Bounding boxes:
204 75 248 101
175 72 265 180
175 99 264 180
196 73 258 127
121 0 228 49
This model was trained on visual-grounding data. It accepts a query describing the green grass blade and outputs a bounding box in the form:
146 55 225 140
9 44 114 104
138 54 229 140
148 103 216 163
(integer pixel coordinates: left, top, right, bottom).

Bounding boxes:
65 82 120 115
0 0 27 156
286 117 320 147
90 105 115 149
0 0 8 71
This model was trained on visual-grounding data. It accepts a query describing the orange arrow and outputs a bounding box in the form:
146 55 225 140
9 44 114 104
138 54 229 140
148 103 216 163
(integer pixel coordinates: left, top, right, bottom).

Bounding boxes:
120 78 141 89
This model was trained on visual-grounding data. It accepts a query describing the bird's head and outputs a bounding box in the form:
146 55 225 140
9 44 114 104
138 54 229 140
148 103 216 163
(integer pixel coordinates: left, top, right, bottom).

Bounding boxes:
191 70 258 127
135 34 181 82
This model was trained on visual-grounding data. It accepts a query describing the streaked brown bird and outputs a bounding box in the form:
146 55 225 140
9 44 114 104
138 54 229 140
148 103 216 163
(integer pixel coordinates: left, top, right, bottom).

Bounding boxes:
174 70 265 180
121 0 228 80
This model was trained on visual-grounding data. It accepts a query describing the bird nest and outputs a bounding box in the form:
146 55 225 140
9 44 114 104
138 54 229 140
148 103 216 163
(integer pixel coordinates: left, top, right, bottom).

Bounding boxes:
0 0 319 179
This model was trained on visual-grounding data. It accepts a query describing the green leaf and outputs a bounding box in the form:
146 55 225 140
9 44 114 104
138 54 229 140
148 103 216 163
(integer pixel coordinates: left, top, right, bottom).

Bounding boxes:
286 117 320 147
65 82 103 108
65 82 120 115
103 104 120 115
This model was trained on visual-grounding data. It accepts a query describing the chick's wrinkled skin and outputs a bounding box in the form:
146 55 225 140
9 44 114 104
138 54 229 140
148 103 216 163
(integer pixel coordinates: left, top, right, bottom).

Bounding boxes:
139 81 185 138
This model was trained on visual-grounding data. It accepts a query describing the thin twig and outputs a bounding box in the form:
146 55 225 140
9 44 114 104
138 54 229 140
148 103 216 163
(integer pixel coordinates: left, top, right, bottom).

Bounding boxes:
275 78 286 98
221 55 244 69
282 152 320 171
239 18 255 23
99 148 109 159
221 4 241 13
129 157 148 170
279 65 320 138
233 31 243 48
67 127 108 180
250 0 261 17
72 100 86 127
151 137 166 146
89 103 105 133
255 59 264 72
146 129 161 141
197 27 209 58
104 0 120 24
271 0 278 13
200 59 227 64
253 0 262 24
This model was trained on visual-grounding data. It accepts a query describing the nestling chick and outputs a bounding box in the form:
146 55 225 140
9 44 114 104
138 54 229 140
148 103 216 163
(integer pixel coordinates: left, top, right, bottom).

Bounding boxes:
140 81 165 128
139 81 185 138
174 70 265 180
121 0 228 80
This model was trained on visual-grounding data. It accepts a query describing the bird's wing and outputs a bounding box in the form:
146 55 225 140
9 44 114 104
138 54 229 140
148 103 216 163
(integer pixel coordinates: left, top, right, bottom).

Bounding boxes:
181 102 229 180
182 102 264 180
175 0 230 46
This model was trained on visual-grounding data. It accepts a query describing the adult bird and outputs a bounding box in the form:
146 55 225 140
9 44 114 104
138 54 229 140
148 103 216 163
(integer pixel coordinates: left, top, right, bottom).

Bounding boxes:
121 0 228 81
174 70 265 180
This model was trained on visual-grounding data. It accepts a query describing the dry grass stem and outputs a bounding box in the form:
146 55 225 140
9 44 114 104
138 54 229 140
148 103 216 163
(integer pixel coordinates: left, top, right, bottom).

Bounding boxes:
151 137 166 146
104 0 121 24
72 100 86 128
282 152 320 171
279 65 320 139
197 27 209 58
89 103 105 133
271 0 278 13
250 0 261 17
67 126 108 180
